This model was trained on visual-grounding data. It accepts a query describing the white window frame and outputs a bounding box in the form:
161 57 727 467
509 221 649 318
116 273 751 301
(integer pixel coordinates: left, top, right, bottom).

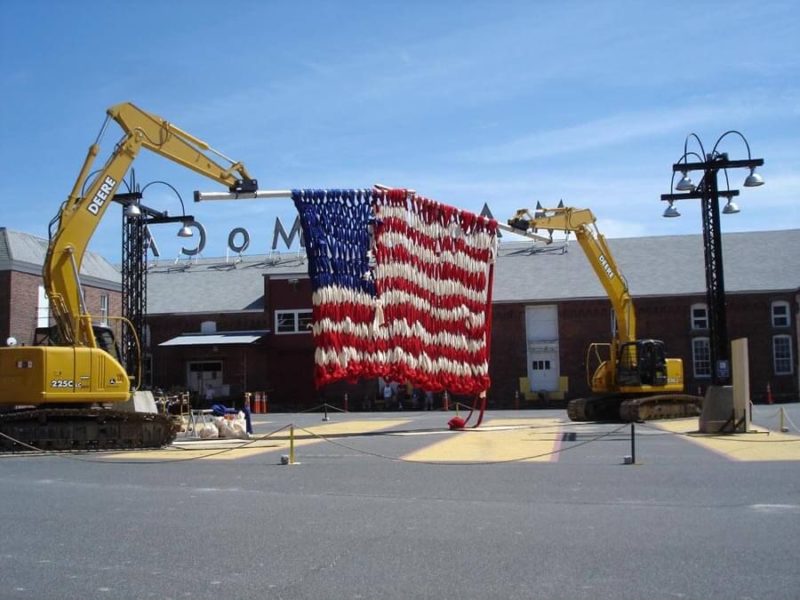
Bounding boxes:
274 309 313 335
37 285 50 328
691 303 708 330
692 337 711 378
99 293 109 325
771 301 790 328
773 335 793 375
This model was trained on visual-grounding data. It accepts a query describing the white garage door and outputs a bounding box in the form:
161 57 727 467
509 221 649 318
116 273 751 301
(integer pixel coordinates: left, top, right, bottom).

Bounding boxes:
525 305 559 392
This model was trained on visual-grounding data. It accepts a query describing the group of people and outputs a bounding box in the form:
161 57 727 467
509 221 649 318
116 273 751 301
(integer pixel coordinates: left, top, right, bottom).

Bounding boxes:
379 381 437 411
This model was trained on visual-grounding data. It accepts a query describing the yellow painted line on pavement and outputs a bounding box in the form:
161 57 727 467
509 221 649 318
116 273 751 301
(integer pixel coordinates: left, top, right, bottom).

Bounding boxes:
403 418 563 463
651 418 800 461
105 419 411 461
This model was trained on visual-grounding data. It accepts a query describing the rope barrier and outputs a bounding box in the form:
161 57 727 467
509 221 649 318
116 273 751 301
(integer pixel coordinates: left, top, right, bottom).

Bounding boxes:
0 424 294 464
3 412 797 465
637 421 800 442
294 422 632 465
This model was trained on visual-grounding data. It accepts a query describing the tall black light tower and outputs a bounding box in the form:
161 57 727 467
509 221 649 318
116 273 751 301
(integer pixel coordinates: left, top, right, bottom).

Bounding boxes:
660 131 764 386
116 180 194 386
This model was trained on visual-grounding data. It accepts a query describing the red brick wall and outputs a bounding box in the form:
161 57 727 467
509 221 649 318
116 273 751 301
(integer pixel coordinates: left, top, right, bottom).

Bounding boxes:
489 292 798 405
8 271 41 344
146 277 799 410
1 269 121 346
0 271 10 342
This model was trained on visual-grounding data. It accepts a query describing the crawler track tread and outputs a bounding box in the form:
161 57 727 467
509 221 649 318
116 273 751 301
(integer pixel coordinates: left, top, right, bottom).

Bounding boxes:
568 394 703 423
619 394 703 422
0 408 177 452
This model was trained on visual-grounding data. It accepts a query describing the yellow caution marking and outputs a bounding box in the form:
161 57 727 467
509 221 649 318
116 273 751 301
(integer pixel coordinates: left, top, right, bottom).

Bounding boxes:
652 418 800 461
402 418 563 463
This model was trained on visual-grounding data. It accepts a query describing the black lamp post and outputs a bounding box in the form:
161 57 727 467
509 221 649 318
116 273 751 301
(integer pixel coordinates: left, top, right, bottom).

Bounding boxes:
660 131 764 387
113 174 195 383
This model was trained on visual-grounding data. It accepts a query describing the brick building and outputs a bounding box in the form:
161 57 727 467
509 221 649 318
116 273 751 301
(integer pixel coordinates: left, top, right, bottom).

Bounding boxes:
0 228 121 346
2 227 797 409
144 229 799 409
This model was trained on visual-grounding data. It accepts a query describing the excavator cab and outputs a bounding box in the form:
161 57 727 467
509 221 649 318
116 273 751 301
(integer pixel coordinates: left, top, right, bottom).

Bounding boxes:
616 339 668 388
33 324 123 365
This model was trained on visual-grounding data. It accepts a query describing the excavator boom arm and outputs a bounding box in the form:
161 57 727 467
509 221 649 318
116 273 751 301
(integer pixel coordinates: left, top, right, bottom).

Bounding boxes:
508 205 636 343
45 102 257 346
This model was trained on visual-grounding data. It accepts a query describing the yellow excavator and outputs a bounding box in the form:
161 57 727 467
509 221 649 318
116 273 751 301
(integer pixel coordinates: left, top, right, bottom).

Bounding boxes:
507 203 702 422
0 103 257 450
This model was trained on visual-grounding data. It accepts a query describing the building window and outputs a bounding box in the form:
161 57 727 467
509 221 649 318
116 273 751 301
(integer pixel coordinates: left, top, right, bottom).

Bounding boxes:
773 335 793 375
99 294 109 325
36 286 50 328
692 337 711 378
691 303 708 330
771 301 790 328
275 309 313 334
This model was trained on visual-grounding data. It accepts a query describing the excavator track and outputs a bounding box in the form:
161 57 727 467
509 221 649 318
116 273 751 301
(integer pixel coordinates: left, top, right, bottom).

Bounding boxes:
618 394 703 422
567 394 703 423
566 395 625 422
0 408 177 452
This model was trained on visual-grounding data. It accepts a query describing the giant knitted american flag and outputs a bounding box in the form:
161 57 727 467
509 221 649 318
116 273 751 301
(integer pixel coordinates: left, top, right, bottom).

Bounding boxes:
292 188 498 396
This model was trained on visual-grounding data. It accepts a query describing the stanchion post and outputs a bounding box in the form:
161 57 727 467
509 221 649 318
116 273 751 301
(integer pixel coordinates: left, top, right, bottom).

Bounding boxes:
780 407 789 432
289 425 295 464
631 422 636 465
344 393 349 412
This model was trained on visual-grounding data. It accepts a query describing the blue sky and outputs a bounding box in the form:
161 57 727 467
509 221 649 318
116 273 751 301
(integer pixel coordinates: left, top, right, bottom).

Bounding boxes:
1 0 798 262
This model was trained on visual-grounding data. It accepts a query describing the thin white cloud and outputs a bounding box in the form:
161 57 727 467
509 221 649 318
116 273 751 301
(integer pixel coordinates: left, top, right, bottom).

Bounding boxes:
458 97 794 164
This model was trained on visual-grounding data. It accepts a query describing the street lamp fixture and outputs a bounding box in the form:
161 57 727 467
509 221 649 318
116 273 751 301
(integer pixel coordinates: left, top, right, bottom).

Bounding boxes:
662 201 681 218
123 202 142 218
675 173 696 192
721 200 740 215
660 131 764 392
744 168 765 188
139 180 194 239
177 222 194 238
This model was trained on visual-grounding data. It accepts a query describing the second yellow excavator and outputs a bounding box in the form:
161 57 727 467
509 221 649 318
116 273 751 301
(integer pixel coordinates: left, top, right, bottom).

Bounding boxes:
508 203 702 422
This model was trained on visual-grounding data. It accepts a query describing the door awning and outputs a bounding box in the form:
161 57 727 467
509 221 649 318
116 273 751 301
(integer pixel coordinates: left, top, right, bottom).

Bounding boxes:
159 330 269 347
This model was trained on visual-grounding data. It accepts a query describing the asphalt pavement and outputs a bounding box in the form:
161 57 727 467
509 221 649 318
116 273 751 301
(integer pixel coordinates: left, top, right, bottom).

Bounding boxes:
1 405 798 600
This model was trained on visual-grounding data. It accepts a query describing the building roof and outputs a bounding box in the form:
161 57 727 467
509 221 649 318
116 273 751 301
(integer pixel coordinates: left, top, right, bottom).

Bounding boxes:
145 229 800 314
0 227 121 289
493 228 800 303
146 251 308 314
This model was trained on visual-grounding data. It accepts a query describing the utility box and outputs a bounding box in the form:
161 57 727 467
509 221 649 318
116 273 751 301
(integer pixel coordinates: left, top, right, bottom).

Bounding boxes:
699 338 750 433
731 338 751 432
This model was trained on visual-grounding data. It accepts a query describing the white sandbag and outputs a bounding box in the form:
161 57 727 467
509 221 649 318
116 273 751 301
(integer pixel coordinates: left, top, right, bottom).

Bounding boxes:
216 416 236 439
198 421 219 439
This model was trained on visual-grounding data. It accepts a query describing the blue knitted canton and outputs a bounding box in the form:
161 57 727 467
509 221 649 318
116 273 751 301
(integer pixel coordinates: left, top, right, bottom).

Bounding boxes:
291 189 376 296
